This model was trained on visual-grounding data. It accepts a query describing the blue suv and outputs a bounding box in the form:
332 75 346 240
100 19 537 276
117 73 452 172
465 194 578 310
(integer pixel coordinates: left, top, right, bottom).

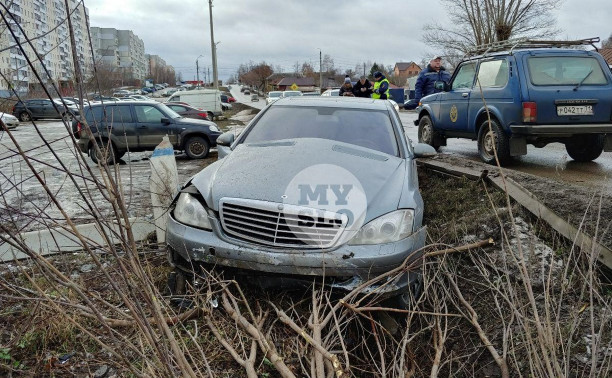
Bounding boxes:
414 40 612 165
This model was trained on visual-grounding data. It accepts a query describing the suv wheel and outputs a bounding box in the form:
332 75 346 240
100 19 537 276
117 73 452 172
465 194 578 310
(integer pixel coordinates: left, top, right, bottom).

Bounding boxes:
565 135 604 162
185 136 210 159
207 111 214 121
478 118 511 165
89 141 118 165
418 115 441 150
19 112 31 122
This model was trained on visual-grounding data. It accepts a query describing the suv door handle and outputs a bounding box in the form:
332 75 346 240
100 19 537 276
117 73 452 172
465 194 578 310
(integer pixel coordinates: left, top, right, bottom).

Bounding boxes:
137 125 147 129
462 93 469 98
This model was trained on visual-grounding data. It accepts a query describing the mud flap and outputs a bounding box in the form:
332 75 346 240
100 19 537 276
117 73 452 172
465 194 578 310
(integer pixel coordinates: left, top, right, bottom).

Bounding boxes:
604 134 612 152
510 137 527 156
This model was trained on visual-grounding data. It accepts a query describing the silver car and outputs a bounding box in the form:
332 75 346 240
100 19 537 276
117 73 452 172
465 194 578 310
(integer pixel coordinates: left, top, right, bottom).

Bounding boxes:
0 112 19 129
166 97 434 305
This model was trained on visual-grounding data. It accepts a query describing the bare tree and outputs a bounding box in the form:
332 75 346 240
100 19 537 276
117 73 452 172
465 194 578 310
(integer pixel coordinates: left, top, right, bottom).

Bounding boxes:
603 34 612 49
424 0 562 54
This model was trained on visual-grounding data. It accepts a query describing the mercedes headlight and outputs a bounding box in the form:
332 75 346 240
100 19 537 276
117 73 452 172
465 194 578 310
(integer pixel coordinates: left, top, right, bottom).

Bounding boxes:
349 210 415 245
173 193 212 230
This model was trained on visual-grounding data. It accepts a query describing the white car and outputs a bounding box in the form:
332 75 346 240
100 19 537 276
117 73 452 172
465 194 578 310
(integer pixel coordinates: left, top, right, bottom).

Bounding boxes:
281 90 303 98
1 112 20 129
266 91 282 105
321 89 340 96
388 99 400 113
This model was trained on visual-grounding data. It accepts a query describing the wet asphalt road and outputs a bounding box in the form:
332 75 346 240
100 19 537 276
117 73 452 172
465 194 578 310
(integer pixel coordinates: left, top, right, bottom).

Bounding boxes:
0 120 201 228
398 111 612 195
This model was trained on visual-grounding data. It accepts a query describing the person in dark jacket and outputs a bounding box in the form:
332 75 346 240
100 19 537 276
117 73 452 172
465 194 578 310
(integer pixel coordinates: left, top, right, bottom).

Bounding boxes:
352 75 373 98
405 55 451 109
339 76 355 97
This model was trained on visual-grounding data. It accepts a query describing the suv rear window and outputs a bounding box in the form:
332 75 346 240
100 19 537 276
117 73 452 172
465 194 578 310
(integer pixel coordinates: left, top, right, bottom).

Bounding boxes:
527 56 608 86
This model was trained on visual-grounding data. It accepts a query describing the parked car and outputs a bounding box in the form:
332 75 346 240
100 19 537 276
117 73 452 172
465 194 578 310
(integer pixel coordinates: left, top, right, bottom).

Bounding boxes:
167 89 224 118
165 96 436 307
243 89 251 95
162 88 178 97
112 90 131 97
127 95 152 101
0 112 19 129
12 98 79 122
266 91 282 104
221 102 233 111
142 87 154 94
302 92 321 96
415 39 612 164
220 94 236 103
281 90 303 98
321 89 340 96
388 99 400 113
91 94 121 102
73 100 221 164
165 102 211 121
251 94 259 102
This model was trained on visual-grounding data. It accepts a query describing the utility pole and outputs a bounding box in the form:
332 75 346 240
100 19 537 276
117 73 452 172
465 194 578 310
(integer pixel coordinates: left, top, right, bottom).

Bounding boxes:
207 67 210 86
196 59 200 86
363 63 366 77
319 49 323 93
209 0 218 89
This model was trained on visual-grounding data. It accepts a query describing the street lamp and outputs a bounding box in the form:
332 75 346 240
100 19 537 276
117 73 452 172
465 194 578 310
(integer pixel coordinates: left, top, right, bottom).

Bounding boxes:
196 54 204 87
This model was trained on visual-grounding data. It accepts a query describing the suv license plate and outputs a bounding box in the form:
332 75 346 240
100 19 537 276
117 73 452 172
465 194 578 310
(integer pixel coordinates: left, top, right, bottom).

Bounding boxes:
557 105 593 116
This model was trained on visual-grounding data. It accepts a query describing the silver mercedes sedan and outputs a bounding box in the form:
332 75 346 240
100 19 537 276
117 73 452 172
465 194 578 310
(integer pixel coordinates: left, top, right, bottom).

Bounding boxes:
166 96 434 305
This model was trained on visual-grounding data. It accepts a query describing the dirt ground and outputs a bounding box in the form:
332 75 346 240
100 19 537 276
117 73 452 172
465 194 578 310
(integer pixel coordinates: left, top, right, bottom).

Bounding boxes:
429 154 612 251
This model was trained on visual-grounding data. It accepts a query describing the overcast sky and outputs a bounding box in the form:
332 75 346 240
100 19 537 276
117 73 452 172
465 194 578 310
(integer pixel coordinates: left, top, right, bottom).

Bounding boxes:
85 0 612 82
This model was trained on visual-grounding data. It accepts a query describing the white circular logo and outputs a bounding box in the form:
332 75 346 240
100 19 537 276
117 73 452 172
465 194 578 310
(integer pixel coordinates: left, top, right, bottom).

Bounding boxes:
282 164 367 247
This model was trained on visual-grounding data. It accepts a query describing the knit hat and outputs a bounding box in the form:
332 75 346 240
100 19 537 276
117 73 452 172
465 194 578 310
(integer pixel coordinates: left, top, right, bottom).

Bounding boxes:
373 71 383 79
344 77 351 84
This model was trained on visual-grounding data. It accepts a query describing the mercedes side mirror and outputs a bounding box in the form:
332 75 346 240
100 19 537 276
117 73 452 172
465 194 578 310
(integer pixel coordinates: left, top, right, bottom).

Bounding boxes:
413 143 437 158
216 131 235 147
217 131 236 160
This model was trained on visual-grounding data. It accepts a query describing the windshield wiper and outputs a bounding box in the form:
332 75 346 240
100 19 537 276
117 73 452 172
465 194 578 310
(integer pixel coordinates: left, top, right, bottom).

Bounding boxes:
573 69 593 91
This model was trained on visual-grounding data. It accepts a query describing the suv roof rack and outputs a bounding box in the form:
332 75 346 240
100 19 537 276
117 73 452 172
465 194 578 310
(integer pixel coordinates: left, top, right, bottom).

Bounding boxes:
465 37 601 57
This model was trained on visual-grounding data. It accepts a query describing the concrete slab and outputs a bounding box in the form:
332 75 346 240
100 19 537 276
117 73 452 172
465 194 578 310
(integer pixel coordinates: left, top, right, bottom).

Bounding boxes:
0 217 155 262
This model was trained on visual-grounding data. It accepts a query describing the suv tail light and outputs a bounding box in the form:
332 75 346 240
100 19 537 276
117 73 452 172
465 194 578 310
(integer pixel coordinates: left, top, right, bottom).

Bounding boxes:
11 105 15 113
522 102 537 123
197 112 209 119
75 122 82 138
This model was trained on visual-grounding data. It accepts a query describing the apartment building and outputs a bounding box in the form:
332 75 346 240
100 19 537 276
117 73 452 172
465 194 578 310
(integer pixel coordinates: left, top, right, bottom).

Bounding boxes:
0 0 92 95
146 54 176 85
90 27 146 83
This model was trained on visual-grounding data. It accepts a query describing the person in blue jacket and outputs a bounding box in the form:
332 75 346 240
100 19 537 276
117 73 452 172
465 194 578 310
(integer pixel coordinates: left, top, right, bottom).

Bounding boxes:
405 55 451 109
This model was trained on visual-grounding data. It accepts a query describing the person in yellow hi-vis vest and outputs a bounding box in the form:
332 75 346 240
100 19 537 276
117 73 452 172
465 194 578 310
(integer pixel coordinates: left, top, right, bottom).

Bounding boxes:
371 71 390 100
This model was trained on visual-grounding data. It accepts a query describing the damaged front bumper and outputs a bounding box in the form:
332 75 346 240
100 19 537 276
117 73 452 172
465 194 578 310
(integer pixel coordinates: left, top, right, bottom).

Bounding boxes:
166 213 426 296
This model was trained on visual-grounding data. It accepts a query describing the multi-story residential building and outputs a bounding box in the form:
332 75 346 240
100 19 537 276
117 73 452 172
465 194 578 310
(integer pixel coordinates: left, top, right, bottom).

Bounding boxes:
90 27 146 84
0 0 92 96
146 54 175 85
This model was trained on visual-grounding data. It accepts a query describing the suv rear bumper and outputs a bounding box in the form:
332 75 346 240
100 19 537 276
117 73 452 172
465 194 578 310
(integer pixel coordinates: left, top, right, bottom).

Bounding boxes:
511 124 612 136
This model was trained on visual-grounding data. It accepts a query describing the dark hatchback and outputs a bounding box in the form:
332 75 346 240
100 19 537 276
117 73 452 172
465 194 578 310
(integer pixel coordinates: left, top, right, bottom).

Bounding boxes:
74 100 221 164
12 98 79 122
